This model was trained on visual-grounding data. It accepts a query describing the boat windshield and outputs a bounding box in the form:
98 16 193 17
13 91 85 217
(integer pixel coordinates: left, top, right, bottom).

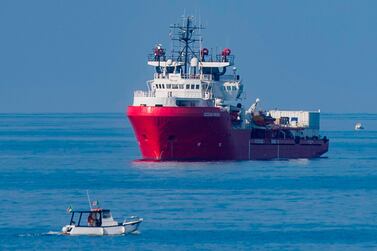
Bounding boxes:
102 210 111 219
70 211 102 227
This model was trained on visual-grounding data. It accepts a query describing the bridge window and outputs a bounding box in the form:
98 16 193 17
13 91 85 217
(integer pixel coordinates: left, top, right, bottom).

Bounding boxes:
162 84 165 89
186 84 190 89
172 84 178 89
232 86 237 91
166 84 171 89
195 85 200 89
179 84 184 89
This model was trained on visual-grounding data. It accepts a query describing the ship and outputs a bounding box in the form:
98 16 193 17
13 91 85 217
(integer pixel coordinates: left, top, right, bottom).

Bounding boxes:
127 16 329 161
355 122 364 130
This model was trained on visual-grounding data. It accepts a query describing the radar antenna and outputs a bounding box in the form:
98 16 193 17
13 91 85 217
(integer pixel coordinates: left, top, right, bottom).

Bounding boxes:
170 16 204 74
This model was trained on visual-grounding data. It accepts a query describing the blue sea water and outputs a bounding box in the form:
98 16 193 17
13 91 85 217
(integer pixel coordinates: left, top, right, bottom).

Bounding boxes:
0 113 376 250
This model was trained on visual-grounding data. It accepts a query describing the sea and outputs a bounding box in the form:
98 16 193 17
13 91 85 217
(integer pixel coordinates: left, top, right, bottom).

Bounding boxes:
0 113 376 250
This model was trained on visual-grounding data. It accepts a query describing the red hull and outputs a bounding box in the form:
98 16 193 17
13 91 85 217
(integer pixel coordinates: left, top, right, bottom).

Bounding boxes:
127 106 329 161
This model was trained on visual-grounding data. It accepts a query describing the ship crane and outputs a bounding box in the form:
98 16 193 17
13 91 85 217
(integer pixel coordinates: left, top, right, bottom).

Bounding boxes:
246 98 260 117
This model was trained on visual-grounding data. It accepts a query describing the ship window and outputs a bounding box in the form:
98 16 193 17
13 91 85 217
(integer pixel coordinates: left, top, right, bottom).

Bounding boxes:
190 84 195 89
172 84 178 89
166 84 171 89
162 84 165 89
103 210 111 219
178 84 184 89
232 86 237 91
186 84 190 89
195 85 200 89
226 86 231 91
223 86 226 90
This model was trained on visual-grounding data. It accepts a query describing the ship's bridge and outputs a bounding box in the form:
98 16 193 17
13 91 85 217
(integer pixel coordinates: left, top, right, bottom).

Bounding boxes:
133 71 242 107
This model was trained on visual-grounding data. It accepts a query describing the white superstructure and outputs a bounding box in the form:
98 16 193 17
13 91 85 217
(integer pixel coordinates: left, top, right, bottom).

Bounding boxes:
132 16 243 108
268 110 321 138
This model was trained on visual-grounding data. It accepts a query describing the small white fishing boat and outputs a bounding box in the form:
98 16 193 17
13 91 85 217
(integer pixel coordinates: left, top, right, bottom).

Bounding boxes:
61 208 143 236
355 122 364 130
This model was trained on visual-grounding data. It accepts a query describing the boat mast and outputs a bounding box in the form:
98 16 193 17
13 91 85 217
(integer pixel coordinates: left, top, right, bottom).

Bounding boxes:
170 16 204 75
184 18 190 74
86 190 92 210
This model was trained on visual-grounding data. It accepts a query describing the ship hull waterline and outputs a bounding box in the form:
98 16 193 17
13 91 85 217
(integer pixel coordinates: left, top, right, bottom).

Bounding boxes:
127 106 329 161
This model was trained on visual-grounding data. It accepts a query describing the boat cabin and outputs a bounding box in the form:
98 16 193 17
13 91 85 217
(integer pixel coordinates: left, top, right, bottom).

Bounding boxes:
69 209 119 227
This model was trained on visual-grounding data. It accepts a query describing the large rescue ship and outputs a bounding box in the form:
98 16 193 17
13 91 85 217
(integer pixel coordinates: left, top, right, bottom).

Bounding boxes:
127 16 329 161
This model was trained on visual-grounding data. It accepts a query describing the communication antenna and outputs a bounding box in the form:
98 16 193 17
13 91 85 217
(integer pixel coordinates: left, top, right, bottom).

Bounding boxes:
170 16 205 74
86 190 92 210
199 11 202 64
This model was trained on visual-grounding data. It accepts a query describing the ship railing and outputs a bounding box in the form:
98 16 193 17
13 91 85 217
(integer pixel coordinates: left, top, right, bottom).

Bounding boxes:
278 123 309 128
134 90 213 99
200 74 213 81
181 73 213 81
147 54 235 65
134 90 155 97
153 73 213 81
215 55 235 65
148 54 167 61
221 74 240 81
154 73 166 79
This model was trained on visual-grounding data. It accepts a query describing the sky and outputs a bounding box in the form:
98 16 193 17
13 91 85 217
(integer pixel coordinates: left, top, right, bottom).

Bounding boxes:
0 0 376 113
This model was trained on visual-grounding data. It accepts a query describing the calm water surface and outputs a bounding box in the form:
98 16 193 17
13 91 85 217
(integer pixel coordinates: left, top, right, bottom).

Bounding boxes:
0 113 376 250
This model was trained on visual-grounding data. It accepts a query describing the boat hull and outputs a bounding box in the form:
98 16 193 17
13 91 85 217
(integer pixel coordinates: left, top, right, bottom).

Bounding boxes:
127 106 329 161
62 220 142 236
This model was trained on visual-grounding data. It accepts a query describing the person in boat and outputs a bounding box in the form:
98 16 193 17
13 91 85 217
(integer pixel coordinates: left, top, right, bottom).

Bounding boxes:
87 212 99 227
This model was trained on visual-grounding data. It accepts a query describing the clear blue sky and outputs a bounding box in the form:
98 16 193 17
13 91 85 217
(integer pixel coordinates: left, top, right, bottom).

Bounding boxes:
0 0 376 113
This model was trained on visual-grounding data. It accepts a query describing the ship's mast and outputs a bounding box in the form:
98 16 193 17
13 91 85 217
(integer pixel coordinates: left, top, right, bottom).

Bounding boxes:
170 16 204 74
